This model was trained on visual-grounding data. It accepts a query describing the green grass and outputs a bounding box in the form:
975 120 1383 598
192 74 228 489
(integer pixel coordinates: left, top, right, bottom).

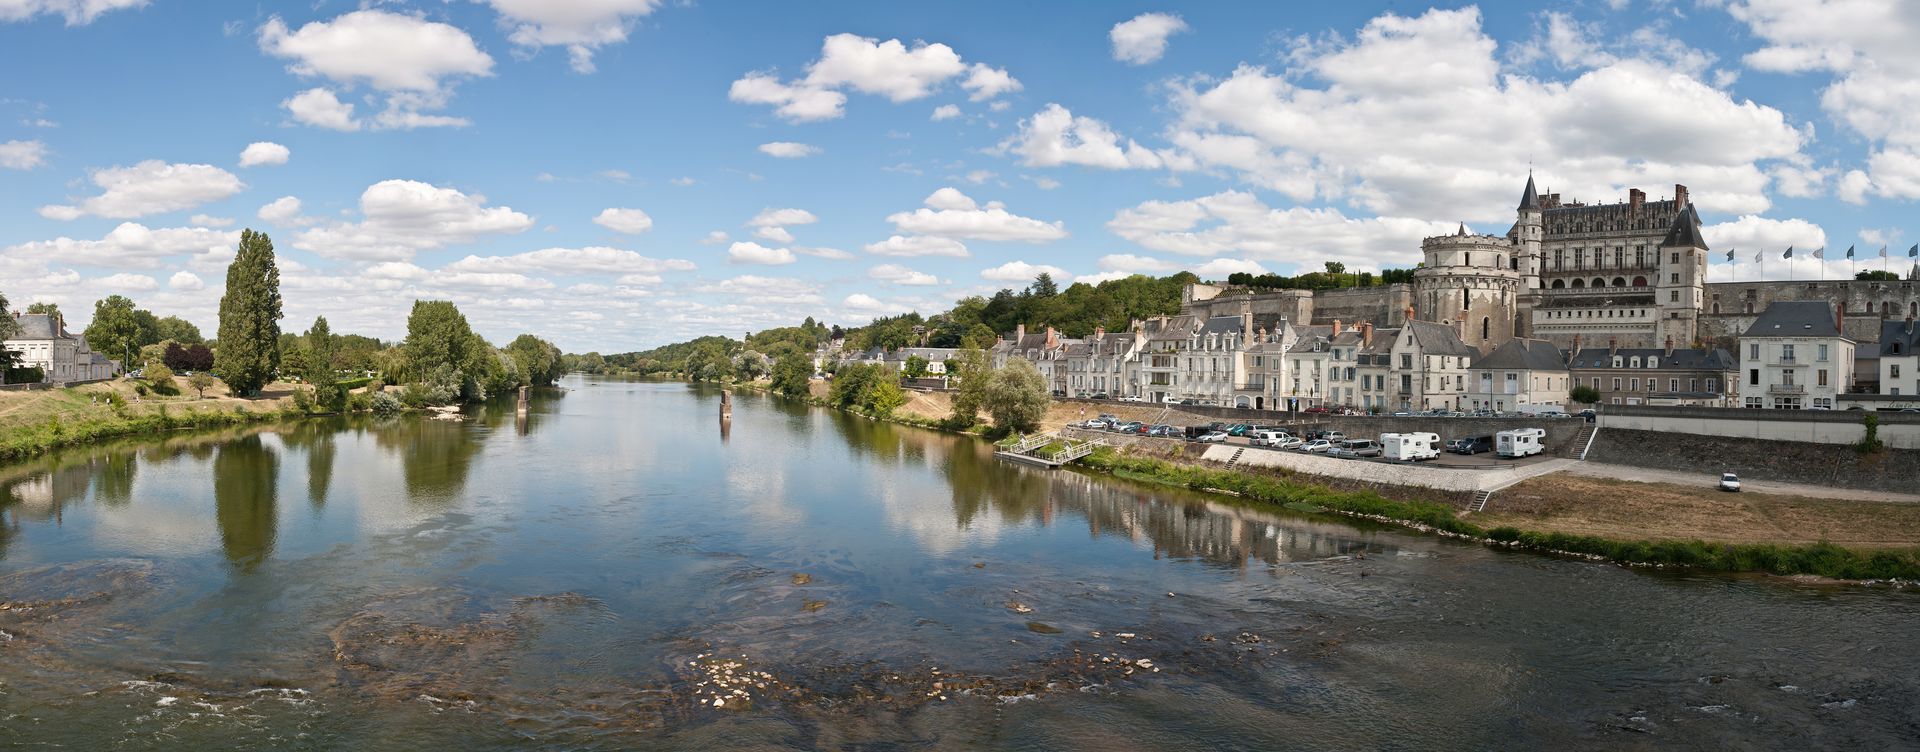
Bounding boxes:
0 403 303 463
1079 449 1920 582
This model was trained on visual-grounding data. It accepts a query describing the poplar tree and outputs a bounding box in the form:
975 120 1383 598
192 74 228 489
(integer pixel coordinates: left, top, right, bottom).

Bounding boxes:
307 316 344 411
215 229 284 396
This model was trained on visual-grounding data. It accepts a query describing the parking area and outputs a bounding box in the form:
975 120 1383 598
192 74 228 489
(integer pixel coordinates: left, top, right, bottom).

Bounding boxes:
1073 419 1564 469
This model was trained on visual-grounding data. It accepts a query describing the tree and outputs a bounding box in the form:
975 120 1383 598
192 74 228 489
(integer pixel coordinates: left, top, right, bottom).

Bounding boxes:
962 323 998 350
1857 270 1901 281
24 301 60 319
866 378 907 416
506 334 563 386
733 349 769 380
770 351 813 397
1324 261 1347 275
1570 384 1601 405
404 300 477 395
307 316 345 412
903 355 930 379
946 349 992 425
155 315 204 344
188 372 217 399
984 359 1050 433
0 290 17 373
84 295 144 367
143 359 177 394
182 344 215 372
1029 272 1060 298
214 229 284 396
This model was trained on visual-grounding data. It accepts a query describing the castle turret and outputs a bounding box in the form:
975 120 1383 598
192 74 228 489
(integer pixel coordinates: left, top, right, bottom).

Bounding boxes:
1413 226 1522 350
1656 203 1708 346
1514 173 1545 337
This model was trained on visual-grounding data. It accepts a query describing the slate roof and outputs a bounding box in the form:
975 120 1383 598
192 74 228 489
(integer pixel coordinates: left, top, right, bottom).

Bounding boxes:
1403 320 1479 358
1742 301 1840 338
1879 319 1920 357
1660 204 1709 249
6 313 69 340
1567 347 1737 370
1519 173 1540 211
1474 338 1567 371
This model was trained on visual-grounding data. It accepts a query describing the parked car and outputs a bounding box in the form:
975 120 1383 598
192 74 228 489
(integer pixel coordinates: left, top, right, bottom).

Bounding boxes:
1147 424 1180 437
1322 431 1346 443
1391 411 1412 417
1225 424 1252 436
1083 418 1110 429
1117 396 1146 403
1299 439 1334 453
1248 430 1289 447
1577 409 1597 422
1446 436 1493 455
1270 436 1304 450
1719 473 1742 492
1195 431 1230 443
1089 392 1110 400
1328 439 1383 458
1116 421 1144 433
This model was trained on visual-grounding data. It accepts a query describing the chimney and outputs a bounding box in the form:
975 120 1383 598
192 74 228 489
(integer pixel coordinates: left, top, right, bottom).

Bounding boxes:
1045 326 1058 349
1360 321 1374 348
1544 193 1560 209
1015 323 1025 343
1629 188 1645 214
1608 337 1618 357
1674 184 1689 208
1094 325 1105 338
1571 334 1582 355
1332 319 1344 336
1241 299 1254 340
1835 302 1844 334
1404 305 1416 323
1664 336 1674 358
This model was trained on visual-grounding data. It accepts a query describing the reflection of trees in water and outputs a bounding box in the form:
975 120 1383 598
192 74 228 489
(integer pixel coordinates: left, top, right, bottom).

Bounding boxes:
93 452 136 507
213 435 280 572
279 421 337 509
371 417 481 503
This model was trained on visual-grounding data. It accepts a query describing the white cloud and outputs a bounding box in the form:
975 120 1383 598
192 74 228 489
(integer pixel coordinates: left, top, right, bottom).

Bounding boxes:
282 87 361 131
842 293 892 311
1162 7 1806 221
256 195 309 225
753 226 795 244
670 176 696 186
963 169 996 185
1027 175 1061 190
291 179 533 261
714 275 823 304
0 0 146 25
168 271 205 291
1838 169 1873 204
1 222 238 269
0 139 48 169
730 32 1016 120
795 246 853 260
1192 258 1268 279
442 246 694 276
886 187 1066 242
38 160 244 220
748 207 818 226
727 241 798 265
1110 12 1188 65
594 207 654 234
599 169 632 183
699 230 731 245
238 141 290 167
869 263 941 285
1107 190 1454 272
863 235 969 257
1702 214 1834 282
189 214 233 227
1096 253 1178 273
758 141 821 158
96 272 158 291
480 0 661 74
999 103 1179 170
258 10 493 130
981 260 1069 283
931 104 961 121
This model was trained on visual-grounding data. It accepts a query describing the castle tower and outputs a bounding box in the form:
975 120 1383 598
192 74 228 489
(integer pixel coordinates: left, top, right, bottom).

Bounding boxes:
1656 202 1708 346
1514 174 1544 338
1413 224 1523 350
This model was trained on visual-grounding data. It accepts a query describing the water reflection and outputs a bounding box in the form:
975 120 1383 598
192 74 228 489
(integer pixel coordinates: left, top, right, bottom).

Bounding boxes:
373 417 481 503
212 435 279 571
280 421 337 509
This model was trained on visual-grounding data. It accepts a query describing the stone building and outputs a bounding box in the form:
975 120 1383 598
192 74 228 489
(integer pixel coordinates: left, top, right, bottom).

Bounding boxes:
3 312 121 383
1876 318 1918 397
1567 339 1738 407
1413 224 1521 351
1738 301 1854 409
1465 338 1569 412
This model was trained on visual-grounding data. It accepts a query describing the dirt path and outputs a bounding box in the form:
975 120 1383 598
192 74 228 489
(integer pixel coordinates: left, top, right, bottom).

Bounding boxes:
1565 461 1920 504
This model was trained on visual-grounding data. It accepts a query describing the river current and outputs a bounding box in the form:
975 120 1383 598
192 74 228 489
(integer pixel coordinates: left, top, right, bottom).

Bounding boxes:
0 377 1913 749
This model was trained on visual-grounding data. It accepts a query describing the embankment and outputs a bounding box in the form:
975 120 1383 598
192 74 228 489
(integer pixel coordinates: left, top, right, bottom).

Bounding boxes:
1586 428 1919 494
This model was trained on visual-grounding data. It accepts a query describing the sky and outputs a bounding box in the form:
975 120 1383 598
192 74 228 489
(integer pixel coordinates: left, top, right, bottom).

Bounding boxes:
2 0 1919 353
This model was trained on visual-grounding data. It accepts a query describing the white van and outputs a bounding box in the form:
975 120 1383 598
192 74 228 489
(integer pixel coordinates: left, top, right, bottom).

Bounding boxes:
1380 432 1440 461
1248 430 1290 447
1495 428 1546 458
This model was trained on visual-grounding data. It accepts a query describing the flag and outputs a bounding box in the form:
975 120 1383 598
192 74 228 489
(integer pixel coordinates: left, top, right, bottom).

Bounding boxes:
1724 249 1734 262
1881 245 1890 259
1783 246 1794 259
1753 249 1762 263
1845 245 1855 259
1910 243 1918 258
1812 247 1825 260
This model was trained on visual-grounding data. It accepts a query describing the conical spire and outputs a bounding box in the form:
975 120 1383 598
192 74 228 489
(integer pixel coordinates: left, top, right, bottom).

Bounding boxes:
1660 204 1708 250
1518 172 1540 211
1456 222 1468 236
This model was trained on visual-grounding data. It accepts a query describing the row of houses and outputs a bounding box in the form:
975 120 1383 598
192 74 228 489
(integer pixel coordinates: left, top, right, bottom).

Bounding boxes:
2 312 122 384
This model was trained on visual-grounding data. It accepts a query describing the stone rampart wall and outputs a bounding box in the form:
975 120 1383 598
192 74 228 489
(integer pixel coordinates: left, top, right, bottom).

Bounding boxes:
1585 427 1919 493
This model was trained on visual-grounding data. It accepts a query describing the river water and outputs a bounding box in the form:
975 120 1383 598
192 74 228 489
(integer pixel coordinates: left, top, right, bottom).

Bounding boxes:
0 377 1913 749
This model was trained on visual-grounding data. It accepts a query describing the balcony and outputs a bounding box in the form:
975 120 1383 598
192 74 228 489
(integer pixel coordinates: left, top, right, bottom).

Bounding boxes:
1773 358 1798 367
1767 383 1804 395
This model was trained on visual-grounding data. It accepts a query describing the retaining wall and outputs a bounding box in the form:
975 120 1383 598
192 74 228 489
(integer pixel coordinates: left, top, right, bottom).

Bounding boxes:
1585 427 1920 494
1598 404 1920 449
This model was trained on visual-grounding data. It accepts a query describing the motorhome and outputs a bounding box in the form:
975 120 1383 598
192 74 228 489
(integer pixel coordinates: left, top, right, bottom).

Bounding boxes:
1495 428 1546 458
1380 432 1440 461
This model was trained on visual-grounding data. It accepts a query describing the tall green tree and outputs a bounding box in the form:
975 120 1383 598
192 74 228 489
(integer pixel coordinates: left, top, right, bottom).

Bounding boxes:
214 229 284 396
984 359 1050 433
0 291 18 372
946 349 992 425
307 316 345 412
155 315 204 344
770 351 812 397
404 300 477 377
506 334 563 386
84 295 144 367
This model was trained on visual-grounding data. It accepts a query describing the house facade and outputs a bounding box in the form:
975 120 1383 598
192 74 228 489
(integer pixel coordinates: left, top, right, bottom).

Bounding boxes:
1567 340 1738 407
1878 318 1919 396
3 313 121 383
1737 301 1855 409
1465 338 1569 412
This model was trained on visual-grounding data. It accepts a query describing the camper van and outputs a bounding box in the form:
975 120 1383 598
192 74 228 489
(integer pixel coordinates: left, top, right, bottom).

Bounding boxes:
1495 428 1546 458
1380 432 1441 461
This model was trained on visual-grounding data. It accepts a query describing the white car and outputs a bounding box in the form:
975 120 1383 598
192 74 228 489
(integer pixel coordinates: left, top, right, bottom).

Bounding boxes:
1195 431 1230 443
1719 473 1741 492
1270 436 1304 450
1299 439 1333 453
1117 396 1147 403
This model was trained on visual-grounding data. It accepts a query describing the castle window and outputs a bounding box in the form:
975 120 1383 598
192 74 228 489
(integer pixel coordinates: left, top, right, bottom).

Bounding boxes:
1571 279 1585 289
1671 252 1680 264
1712 303 1720 314
1551 279 1565 289
1462 288 1469 310
1612 277 1627 288
1634 276 1648 287
1464 253 1471 267
1671 273 1680 284
1481 317 1490 341
1671 291 1680 303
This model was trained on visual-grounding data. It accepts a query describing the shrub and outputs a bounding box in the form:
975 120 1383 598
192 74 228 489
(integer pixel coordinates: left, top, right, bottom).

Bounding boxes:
370 391 403 414
289 387 313 413
346 391 373 412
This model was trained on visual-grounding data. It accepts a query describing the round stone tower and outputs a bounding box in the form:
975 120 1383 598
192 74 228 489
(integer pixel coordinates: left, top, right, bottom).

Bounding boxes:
1413 224 1522 350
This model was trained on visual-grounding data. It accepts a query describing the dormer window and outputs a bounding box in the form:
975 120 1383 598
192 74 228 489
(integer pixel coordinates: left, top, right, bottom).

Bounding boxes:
1647 357 1659 368
1612 356 1623 368
1630 357 1641 368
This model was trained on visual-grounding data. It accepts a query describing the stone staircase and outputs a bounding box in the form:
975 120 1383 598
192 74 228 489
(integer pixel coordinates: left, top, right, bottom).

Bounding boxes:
1568 423 1600 460
1223 447 1247 469
1468 489 1495 513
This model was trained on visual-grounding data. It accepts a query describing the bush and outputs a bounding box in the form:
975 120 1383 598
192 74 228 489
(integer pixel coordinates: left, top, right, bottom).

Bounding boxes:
370 391 403 414
289 387 313 413
346 391 372 412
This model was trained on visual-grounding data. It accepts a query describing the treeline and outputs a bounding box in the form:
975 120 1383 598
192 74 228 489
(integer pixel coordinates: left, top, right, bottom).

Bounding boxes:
1225 262 1417 290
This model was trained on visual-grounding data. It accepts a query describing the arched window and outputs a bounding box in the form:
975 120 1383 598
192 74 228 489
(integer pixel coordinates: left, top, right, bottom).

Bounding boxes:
1551 279 1565 289
1593 278 1606 288
1632 276 1647 287
1464 253 1472 267
1572 279 1586 289
1712 302 1720 314
1885 302 1894 315
1481 317 1490 341
1612 277 1627 288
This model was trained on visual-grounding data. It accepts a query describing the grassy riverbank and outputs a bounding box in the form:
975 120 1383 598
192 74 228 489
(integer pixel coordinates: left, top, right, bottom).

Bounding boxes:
1079 448 1920 582
0 378 319 463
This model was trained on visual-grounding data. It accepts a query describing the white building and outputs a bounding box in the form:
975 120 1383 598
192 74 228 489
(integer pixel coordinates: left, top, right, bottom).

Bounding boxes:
1465 338 1569 412
1738 301 1855 409
1878 318 1918 397
3 313 121 383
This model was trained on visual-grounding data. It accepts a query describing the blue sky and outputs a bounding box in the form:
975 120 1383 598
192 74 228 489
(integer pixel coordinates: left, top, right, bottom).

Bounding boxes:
2 0 1917 352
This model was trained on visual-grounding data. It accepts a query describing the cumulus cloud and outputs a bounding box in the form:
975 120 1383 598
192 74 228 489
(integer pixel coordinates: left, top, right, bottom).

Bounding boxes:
189 214 233 227
594 207 654 234
748 207 818 226
2 222 238 269
699 230 731 245
442 246 694 276
0 139 48 169
727 241 798 265
1702 214 1833 281
863 235 969 257
168 271 205 291
1107 190 1454 272
981 260 1069 283
0 0 146 25
758 141 821 158
1110 12 1188 65
238 141 290 167
259 10 493 130
714 275 823 305
868 263 941 285
292 179 533 261
999 103 1182 170
38 160 244 220
96 272 158 291
885 187 1066 242
256 195 310 225
842 293 893 312
729 33 1018 121
931 104 961 121
480 0 661 74
753 226 795 244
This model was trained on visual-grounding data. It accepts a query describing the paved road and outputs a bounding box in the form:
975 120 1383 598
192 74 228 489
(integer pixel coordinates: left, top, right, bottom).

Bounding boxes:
1564 462 1920 504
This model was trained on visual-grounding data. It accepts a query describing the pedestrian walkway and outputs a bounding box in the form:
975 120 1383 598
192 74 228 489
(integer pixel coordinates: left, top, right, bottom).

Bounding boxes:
1564 462 1920 504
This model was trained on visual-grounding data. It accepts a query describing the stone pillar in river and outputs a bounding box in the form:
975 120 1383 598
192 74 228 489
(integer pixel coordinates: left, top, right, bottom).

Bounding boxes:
720 389 733 419
517 385 530 416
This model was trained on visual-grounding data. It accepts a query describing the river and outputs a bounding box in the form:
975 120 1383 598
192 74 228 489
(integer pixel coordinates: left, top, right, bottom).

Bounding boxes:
0 376 1913 749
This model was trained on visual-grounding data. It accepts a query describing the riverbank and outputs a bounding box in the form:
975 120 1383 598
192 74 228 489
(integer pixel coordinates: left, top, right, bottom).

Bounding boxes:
1078 447 1920 583
1478 473 1920 549
0 378 308 462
